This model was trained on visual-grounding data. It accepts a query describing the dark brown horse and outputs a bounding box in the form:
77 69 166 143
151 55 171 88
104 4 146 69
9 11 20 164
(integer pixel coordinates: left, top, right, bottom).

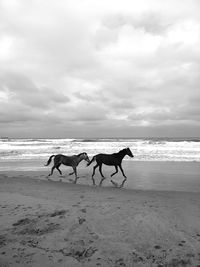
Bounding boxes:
45 152 90 184
87 148 134 187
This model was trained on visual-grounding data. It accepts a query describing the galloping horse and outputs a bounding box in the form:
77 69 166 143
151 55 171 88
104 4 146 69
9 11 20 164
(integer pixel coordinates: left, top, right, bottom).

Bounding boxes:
45 152 90 184
87 148 134 187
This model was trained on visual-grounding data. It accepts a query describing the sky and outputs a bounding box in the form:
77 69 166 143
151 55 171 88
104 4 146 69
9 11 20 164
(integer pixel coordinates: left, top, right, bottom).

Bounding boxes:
0 0 200 138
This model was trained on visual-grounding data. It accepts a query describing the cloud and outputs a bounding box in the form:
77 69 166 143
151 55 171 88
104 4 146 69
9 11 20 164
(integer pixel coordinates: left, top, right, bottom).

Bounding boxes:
72 104 108 121
0 72 70 125
0 0 200 137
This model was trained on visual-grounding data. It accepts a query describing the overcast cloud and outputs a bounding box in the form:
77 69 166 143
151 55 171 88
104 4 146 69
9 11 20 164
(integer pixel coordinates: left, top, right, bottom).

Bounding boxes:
0 0 200 138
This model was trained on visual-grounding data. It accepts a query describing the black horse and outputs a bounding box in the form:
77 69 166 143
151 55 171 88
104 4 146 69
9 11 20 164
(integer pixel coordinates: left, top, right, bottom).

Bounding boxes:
87 148 134 187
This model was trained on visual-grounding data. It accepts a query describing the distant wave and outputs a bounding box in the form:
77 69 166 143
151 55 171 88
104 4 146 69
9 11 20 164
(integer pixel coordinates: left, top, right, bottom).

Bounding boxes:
76 138 141 143
144 137 200 143
76 137 200 143
0 150 21 158
0 137 200 162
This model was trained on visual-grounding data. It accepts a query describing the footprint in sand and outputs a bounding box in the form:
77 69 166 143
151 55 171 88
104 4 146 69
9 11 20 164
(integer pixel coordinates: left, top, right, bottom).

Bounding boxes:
115 258 126 267
49 210 67 217
78 217 86 225
154 245 161 249
80 208 87 213
72 204 80 207
0 174 8 178
0 235 7 247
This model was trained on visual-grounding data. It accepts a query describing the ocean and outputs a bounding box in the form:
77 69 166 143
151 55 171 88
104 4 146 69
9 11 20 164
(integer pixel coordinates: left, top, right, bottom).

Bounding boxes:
1 137 200 192
0 137 200 171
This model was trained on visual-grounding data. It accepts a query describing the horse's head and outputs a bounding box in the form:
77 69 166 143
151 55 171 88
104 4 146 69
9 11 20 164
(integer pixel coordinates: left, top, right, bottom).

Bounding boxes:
81 152 90 163
125 147 134 158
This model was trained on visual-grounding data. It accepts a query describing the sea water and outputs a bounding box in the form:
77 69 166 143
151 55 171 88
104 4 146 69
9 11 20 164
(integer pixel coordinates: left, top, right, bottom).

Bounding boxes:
0 138 200 192
0 137 200 163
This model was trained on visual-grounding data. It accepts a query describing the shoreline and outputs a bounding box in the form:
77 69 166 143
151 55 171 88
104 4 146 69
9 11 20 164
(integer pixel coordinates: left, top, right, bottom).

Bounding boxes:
1 173 200 266
0 161 200 193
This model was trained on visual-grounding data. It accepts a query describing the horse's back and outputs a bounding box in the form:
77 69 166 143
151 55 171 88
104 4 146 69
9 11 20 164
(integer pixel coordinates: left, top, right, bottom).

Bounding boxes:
54 154 75 166
54 154 63 162
96 153 120 165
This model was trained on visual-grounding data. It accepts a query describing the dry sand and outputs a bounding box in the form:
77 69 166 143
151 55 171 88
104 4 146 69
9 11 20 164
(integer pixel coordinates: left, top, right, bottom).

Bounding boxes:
1 168 200 267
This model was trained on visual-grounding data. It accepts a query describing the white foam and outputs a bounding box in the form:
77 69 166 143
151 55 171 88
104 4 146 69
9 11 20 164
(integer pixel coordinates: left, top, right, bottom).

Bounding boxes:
0 138 200 162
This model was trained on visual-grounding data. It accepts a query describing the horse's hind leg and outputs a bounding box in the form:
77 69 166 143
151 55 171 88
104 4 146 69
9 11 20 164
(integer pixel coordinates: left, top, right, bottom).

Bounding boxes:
99 164 104 178
99 177 106 186
99 164 106 186
111 165 118 177
47 156 61 178
92 164 98 185
48 165 56 177
56 164 62 176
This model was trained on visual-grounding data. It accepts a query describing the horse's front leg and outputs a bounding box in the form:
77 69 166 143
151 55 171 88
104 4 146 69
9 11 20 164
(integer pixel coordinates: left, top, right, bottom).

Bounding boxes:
119 164 126 178
119 164 127 188
73 167 79 184
110 166 119 187
120 178 127 188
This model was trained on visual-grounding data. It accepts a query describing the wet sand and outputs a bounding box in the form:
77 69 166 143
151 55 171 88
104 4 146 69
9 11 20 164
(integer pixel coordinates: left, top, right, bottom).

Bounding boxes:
1 160 200 192
1 163 200 266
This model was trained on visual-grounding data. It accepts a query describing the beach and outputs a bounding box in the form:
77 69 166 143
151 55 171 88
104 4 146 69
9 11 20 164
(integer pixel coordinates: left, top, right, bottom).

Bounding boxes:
1 162 200 266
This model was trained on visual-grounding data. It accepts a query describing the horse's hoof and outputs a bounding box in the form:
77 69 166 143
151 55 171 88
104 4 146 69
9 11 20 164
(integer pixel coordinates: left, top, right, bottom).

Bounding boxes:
111 180 119 187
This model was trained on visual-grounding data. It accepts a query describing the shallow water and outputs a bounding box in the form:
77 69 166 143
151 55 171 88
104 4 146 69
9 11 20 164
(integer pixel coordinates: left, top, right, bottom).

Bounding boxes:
122 161 200 193
1 160 200 193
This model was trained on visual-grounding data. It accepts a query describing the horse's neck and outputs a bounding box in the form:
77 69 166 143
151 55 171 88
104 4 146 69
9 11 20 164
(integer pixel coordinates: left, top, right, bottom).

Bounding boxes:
118 150 126 160
77 156 84 164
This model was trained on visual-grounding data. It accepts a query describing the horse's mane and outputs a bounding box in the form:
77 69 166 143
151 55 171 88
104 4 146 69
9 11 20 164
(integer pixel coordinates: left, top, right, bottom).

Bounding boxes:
119 148 127 153
76 152 86 157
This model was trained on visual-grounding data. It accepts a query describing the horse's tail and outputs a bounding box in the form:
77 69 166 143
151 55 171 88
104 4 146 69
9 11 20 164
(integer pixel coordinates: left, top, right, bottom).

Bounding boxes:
87 156 96 166
44 155 55 166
